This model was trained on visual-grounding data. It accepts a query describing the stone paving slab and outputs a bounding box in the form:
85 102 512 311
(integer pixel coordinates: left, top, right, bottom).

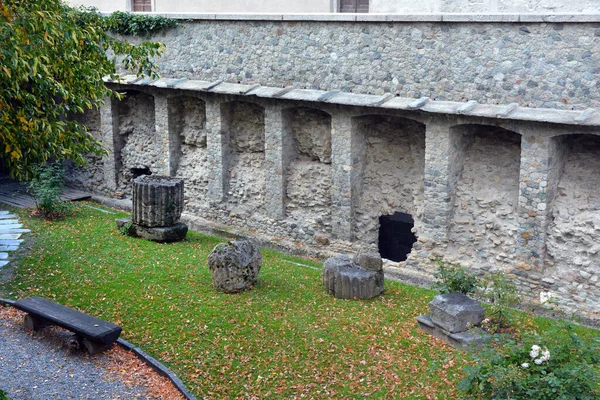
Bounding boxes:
0 220 19 225
0 260 8 268
0 240 23 246
0 245 18 252
0 224 23 230
0 234 21 240
0 229 29 234
0 253 8 259
0 214 16 219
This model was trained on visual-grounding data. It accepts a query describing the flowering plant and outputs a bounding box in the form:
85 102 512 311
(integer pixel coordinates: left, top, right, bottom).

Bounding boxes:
458 321 600 399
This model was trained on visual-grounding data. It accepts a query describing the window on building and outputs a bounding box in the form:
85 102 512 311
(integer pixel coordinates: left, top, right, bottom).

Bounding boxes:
340 0 369 13
133 0 152 12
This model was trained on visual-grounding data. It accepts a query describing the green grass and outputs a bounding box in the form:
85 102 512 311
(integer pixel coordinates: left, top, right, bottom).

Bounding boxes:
2 204 596 398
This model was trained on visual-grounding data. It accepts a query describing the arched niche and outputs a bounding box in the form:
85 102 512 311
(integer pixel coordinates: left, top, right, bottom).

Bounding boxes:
282 107 333 234
115 90 157 194
447 124 521 269
352 114 426 260
220 101 266 216
64 107 104 191
168 96 209 210
546 134 600 299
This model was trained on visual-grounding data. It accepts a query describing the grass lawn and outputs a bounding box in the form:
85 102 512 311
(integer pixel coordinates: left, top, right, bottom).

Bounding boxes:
3 203 596 398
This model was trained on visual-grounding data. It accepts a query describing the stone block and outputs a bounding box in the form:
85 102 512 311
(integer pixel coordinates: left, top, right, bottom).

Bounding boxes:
322 254 384 300
416 314 489 349
132 175 184 227
429 292 485 333
208 240 262 293
133 223 188 243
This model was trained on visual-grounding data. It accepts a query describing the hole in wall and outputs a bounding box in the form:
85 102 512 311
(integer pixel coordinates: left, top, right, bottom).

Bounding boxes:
378 212 417 262
130 167 152 179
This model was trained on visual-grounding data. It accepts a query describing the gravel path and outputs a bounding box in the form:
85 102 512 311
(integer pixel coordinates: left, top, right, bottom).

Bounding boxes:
0 317 152 400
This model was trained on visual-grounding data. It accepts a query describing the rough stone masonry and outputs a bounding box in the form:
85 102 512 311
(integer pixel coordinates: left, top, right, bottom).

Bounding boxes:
67 14 600 322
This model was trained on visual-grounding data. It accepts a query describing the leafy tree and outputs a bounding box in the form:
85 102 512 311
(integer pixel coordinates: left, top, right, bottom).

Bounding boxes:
0 0 165 180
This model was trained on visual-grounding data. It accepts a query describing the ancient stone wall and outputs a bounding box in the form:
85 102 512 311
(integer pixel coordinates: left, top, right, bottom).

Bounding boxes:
546 134 600 314
353 115 425 244
284 108 333 236
447 126 521 272
168 96 211 211
64 108 105 193
115 91 158 194
128 17 600 111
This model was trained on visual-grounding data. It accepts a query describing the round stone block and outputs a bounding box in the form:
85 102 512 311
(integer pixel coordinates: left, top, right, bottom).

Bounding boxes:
208 240 262 293
132 175 184 227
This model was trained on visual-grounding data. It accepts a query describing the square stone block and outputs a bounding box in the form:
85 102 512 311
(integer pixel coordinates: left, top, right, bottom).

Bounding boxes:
429 292 485 333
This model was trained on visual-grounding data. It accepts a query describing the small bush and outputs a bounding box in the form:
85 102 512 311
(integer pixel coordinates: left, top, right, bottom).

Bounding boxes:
458 321 600 399
432 260 480 295
27 163 72 219
477 271 522 332
0 389 9 400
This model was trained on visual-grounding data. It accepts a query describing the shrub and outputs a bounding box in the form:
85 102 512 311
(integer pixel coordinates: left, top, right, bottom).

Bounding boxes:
432 260 480 295
477 271 522 332
0 389 8 400
458 321 600 399
27 163 72 218
105 11 178 37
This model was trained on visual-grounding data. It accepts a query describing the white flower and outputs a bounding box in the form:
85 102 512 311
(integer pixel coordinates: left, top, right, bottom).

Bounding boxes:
541 349 550 361
521 363 529 368
530 349 540 358
530 345 541 359
534 358 543 365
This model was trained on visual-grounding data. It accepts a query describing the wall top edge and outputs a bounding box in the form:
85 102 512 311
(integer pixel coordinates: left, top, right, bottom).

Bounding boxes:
104 75 600 128
98 12 600 23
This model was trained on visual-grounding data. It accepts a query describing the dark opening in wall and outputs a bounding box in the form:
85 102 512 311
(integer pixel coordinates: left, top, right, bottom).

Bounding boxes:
130 167 152 179
378 212 417 262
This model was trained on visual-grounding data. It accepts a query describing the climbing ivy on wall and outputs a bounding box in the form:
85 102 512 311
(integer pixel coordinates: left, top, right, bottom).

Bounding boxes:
105 11 178 37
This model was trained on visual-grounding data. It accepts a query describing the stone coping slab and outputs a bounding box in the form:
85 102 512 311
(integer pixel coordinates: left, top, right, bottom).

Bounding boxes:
105 77 600 128
100 12 600 23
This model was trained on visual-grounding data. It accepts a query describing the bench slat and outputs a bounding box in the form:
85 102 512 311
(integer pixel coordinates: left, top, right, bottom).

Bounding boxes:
14 297 122 345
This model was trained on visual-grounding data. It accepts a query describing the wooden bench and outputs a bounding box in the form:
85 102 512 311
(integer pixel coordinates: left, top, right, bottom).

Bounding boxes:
14 297 122 355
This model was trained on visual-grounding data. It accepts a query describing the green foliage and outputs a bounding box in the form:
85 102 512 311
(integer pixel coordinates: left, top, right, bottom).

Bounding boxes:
432 260 480 295
0 0 164 180
105 11 178 37
0 389 8 400
27 163 72 218
478 271 523 331
459 321 600 399
118 220 133 236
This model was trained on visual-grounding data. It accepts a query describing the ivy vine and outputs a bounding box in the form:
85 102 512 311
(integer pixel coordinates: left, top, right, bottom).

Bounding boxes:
105 11 179 37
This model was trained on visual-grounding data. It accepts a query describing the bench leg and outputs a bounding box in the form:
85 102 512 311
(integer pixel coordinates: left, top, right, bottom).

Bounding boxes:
82 338 113 355
23 314 52 331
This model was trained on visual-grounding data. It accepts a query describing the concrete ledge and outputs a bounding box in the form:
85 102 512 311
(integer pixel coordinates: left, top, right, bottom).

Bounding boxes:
100 12 600 23
106 76 600 128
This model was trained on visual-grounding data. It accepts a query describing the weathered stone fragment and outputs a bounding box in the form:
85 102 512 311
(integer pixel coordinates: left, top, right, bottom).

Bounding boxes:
322 254 384 299
117 218 188 242
132 175 184 227
429 292 485 334
208 240 262 293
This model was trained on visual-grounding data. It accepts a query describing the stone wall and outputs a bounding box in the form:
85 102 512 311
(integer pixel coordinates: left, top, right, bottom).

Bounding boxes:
447 125 521 272
353 115 425 244
64 108 105 193
128 17 600 111
115 91 158 194
546 134 600 315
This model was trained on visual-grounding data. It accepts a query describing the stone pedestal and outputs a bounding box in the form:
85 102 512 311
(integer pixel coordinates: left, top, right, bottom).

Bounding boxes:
117 175 188 242
322 252 384 300
417 292 488 348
